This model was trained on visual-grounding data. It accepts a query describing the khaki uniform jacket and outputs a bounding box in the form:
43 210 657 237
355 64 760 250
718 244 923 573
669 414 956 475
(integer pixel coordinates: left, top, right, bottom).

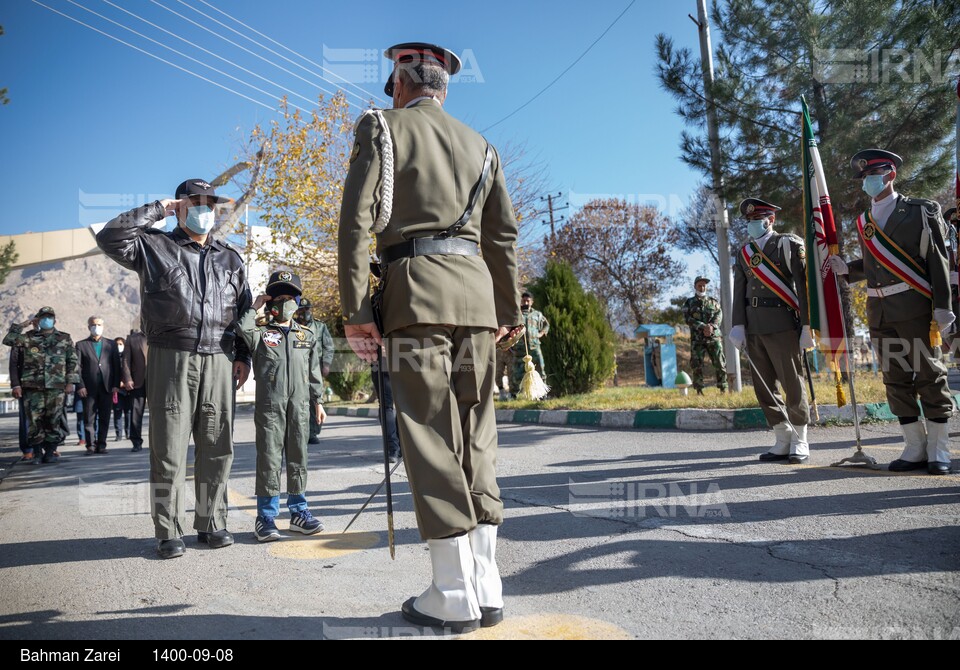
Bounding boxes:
733 232 809 335
846 195 950 329
338 99 521 335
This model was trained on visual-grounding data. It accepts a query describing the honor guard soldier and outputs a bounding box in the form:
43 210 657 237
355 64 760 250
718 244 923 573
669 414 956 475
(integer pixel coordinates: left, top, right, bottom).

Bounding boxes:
238 271 326 541
683 276 727 394
729 199 814 463
3 307 80 463
828 150 955 475
338 42 521 632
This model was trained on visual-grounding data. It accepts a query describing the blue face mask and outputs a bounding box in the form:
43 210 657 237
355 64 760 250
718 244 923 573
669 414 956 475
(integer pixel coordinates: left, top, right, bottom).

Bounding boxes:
184 205 216 235
862 174 888 198
39 317 55 330
747 220 769 239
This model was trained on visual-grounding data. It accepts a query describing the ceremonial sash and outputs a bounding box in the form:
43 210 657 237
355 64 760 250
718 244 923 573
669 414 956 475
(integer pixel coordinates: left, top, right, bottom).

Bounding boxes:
855 212 932 299
741 241 800 311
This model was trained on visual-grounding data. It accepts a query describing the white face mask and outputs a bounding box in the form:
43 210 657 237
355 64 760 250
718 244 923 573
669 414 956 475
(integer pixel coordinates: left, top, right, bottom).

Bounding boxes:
696 290 706 297
117 345 124 354
90 325 103 337
185 205 216 234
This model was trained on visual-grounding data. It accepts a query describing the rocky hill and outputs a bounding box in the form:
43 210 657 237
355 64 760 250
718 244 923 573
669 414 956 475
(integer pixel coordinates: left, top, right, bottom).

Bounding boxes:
0 254 141 374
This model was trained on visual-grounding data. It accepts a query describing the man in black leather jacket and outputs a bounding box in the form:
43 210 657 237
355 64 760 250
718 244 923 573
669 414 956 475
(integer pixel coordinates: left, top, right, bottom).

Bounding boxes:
97 178 252 559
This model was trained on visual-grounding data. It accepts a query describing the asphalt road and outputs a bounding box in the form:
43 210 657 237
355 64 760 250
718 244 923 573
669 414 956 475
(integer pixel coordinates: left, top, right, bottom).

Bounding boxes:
0 406 957 640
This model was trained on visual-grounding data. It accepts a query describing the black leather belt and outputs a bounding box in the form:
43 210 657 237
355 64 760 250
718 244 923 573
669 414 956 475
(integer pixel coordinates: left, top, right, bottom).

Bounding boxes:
381 237 479 265
750 296 787 308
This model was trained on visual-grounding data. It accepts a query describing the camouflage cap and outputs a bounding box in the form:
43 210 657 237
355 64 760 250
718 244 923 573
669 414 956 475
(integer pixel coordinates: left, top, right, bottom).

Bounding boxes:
694 276 710 285
35 306 56 318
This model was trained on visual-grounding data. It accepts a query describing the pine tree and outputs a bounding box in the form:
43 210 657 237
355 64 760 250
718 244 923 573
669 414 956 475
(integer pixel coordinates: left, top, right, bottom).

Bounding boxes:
529 261 616 396
656 0 960 241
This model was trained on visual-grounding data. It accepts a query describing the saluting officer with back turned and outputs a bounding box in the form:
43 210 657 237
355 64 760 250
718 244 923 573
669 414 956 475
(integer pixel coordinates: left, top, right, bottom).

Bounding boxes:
828 149 955 475
729 199 813 464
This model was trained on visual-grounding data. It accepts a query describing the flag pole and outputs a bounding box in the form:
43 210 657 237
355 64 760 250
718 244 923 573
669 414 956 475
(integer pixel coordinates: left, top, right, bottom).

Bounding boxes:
829 273 879 468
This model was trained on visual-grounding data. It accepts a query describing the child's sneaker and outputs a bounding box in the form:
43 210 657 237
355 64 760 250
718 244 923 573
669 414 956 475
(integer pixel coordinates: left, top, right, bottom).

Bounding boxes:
289 510 324 535
255 516 281 542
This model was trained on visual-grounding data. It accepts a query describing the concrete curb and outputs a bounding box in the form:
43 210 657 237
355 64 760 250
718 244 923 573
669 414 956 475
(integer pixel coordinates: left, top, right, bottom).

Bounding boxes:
326 393 960 431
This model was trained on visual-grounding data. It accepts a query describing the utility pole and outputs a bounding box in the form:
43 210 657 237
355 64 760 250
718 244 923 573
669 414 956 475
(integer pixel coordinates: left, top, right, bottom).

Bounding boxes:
690 1 741 392
541 192 568 242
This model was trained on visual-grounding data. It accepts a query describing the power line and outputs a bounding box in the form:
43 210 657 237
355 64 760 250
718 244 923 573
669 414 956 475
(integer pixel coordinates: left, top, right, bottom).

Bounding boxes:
482 0 636 133
149 0 360 110
30 0 278 112
192 0 388 107
172 0 373 109
99 0 318 112
63 0 312 114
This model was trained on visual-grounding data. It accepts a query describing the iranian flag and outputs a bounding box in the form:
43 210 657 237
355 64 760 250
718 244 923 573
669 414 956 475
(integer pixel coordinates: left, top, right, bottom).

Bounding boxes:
801 96 846 361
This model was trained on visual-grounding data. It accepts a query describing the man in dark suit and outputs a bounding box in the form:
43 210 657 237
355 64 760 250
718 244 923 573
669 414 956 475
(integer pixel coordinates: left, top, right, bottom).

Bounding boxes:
76 315 121 454
121 319 149 452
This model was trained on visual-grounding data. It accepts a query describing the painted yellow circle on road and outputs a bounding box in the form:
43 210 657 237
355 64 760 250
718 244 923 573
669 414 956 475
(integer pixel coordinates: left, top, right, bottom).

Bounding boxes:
466 615 632 640
268 531 381 559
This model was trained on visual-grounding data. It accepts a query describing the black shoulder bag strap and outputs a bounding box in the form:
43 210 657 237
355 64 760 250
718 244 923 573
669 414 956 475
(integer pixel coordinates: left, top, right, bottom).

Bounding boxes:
436 143 495 239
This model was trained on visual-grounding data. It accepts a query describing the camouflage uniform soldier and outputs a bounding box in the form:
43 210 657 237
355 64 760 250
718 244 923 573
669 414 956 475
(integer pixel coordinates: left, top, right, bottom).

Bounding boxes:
683 276 727 394
510 291 550 394
3 307 80 463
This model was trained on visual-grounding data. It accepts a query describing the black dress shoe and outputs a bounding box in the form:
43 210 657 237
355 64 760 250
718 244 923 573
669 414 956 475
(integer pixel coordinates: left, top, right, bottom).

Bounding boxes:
481 606 503 628
927 462 953 475
158 538 185 559
198 529 234 549
400 597 480 634
788 455 808 465
759 452 789 462
889 459 927 472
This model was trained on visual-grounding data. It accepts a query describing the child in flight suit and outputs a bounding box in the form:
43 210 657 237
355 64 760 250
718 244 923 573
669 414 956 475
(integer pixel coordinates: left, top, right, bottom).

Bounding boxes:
237 270 326 542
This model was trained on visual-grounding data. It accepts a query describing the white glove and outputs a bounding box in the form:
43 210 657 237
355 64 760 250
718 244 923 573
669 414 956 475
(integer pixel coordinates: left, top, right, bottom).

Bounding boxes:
799 325 816 350
934 308 955 335
826 255 849 276
729 325 746 350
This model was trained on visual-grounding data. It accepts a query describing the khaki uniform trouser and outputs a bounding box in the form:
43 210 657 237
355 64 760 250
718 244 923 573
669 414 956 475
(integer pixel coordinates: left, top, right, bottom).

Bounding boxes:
870 316 953 420
386 325 503 540
746 330 810 427
147 346 235 540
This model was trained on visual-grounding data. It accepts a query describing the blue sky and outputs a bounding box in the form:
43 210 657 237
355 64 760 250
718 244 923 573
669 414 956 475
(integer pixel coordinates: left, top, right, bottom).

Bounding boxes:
0 0 711 283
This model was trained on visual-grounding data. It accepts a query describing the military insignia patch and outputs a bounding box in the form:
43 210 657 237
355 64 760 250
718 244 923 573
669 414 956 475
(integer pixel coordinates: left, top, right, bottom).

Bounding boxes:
279 271 292 282
750 254 762 268
798 246 806 260
262 331 283 348
350 142 361 164
863 223 876 240
745 203 755 214
857 158 868 172
30 347 39 353
295 330 306 341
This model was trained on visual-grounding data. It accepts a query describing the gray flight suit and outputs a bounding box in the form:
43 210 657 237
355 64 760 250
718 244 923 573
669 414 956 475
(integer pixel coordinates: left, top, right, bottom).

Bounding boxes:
237 310 324 499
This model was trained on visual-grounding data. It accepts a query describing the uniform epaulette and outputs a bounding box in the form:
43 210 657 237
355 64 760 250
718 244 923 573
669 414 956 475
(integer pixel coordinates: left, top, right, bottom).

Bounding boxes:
55 331 73 343
902 196 940 211
354 108 384 133
784 233 805 245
